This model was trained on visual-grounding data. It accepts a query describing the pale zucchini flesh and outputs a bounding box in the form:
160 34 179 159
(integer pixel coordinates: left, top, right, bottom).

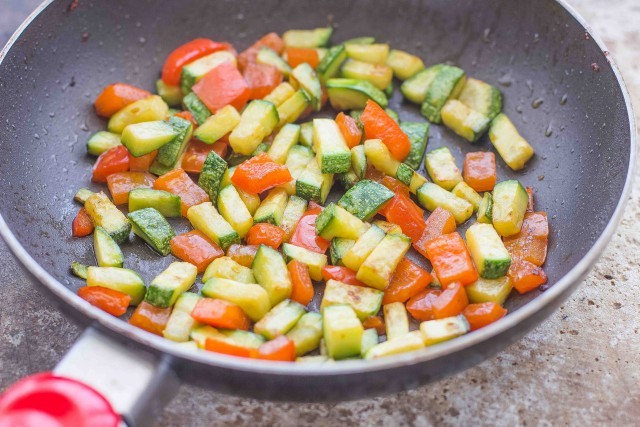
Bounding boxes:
201 278 271 322
253 188 289 225
108 95 169 134
254 299 306 340
420 315 470 346
315 203 368 240
383 302 410 341
145 262 197 308
229 100 279 155
342 225 386 272
321 279 383 321
489 113 535 170
416 183 474 225
465 223 512 279
356 233 411 290
86 266 146 305
425 146 463 191
492 179 529 237
187 202 240 250
252 244 293 306
326 78 388 110
193 105 241 144
283 243 328 281
286 312 323 356
322 304 363 360
203 256 256 284
365 331 425 359
218 185 253 238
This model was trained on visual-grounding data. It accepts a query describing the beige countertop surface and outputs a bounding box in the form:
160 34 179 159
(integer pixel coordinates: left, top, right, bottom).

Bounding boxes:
0 0 638 425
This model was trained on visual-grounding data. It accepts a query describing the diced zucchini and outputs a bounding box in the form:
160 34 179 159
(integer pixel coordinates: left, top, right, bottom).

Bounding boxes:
193 105 241 144
74 188 95 205
296 355 329 363
465 276 513 305
257 47 292 77
312 118 351 174
148 159 174 176
425 146 463 191
489 114 535 170
226 143 268 167
386 49 425 80
254 188 289 225
351 145 367 178
191 326 265 350
254 299 306 340
276 90 310 127
252 244 292 306
315 203 368 240
420 315 470 346
156 116 193 168
264 82 296 107
384 302 410 341
299 122 313 147
281 144 314 194
326 78 388 110
384 84 394 99
337 170 359 190
268 124 300 164
360 328 379 357
477 192 493 224
441 99 491 143
341 59 393 90
330 238 355 266
316 44 347 84
93 226 124 268
121 120 179 157
322 305 363 360
108 95 169 134
180 50 236 93
457 77 503 120
145 262 197 308
197 151 227 202
229 100 279 155
128 188 181 218
283 27 333 48
492 180 528 237
218 185 253 238
127 208 175 256
163 292 201 342
372 220 403 235
296 158 334 204
201 278 271 322
86 266 145 305
283 243 328 281
203 256 256 284
182 92 211 125
466 223 511 280
400 64 444 104
421 65 466 123
452 182 483 211
321 279 383 321
71 261 89 279
342 225 386 272
345 43 389 64
187 202 240 250
156 79 183 107
337 179 394 221
365 331 424 360
286 312 323 356
416 183 473 224
84 192 131 244
364 139 426 192
279 195 308 241
87 131 121 156
356 233 411 290
290 63 322 110
399 122 429 171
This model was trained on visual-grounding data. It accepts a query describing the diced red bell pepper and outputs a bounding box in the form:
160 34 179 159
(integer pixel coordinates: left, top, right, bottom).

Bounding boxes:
191 298 251 331
129 301 172 336
181 139 228 173
205 338 255 359
360 99 411 161
129 150 157 172
288 260 314 306
365 164 386 182
238 33 285 71
462 152 497 192
285 47 320 69
227 244 259 268
321 265 365 287
161 38 233 86
508 259 548 294
380 175 411 197
288 208 330 254
192 61 251 113
425 232 478 287
92 146 130 183
256 336 296 361
170 230 224 273
244 62 283 100
335 112 362 149
462 302 507 331
503 212 549 266
72 208 94 237
362 316 385 335
413 207 457 258
246 223 285 249
380 192 425 242
432 282 469 319
406 288 442 321
383 258 432 304
77 286 131 316
94 83 151 118
106 172 155 205
231 153 292 194
153 168 209 216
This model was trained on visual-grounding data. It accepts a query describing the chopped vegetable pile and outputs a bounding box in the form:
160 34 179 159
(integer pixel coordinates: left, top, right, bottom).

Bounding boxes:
71 27 549 362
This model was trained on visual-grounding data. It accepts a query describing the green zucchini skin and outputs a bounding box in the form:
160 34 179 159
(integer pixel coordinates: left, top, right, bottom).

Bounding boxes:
182 92 211 125
337 179 394 221
197 151 228 203
127 208 175 256
420 65 466 123
316 44 347 84
156 116 193 168
400 122 430 170
70 261 89 279
128 188 181 218
326 78 388 110
94 226 124 268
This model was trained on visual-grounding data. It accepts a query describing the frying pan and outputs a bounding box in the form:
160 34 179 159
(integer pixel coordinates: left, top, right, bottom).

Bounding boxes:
0 0 635 425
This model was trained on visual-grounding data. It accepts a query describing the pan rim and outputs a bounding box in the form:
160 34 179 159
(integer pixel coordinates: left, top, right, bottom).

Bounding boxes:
0 0 636 377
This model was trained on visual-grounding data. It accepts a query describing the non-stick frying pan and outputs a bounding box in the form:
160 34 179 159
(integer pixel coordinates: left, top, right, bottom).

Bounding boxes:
0 0 635 425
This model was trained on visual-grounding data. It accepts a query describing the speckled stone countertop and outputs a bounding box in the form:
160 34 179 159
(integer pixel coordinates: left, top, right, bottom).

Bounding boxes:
1 0 638 425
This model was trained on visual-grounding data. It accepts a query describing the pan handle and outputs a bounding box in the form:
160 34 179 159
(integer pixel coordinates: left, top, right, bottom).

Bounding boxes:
53 326 180 427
